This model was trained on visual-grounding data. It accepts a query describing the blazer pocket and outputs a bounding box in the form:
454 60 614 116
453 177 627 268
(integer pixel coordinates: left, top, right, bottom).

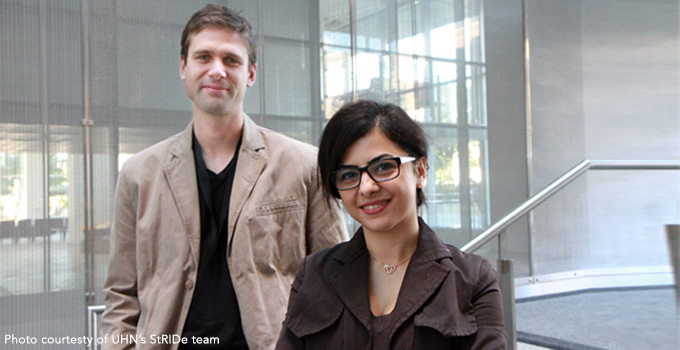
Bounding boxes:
287 300 344 338
256 198 304 216
414 309 478 337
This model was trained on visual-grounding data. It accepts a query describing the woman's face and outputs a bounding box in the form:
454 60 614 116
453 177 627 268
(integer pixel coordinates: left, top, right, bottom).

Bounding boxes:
337 128 426 236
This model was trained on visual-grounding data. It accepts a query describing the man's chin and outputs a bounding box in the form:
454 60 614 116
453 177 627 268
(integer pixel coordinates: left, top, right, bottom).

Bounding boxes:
197 101 233 117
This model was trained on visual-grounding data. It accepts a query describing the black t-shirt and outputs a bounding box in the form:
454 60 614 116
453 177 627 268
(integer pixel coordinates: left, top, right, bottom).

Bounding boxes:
180 133 248 350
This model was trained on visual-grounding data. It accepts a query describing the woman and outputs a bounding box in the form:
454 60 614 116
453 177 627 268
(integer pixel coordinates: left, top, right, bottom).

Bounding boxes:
276 100 507 349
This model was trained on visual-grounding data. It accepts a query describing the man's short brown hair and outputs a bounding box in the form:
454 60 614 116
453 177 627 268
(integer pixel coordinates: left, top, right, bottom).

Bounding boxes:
180 4 257 68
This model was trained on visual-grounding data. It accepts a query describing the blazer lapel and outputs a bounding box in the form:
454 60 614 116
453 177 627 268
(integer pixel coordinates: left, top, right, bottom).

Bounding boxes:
389 219 452 336
329 229 373 332
163 122 202 268
227 114 266 247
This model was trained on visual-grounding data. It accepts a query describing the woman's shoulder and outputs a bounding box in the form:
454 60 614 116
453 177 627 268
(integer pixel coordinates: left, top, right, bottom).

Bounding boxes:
302 241 349 272
442 243 497 280
419 219 495 277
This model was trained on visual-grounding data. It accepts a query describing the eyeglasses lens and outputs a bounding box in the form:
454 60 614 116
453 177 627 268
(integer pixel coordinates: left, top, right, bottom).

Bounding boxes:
334 158 400 190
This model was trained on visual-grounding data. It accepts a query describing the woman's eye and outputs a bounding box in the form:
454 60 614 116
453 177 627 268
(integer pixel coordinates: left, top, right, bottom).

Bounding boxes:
340 171 358 180
374 161 396 173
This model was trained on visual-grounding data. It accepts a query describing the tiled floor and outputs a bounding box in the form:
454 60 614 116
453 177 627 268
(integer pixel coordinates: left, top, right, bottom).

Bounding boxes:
516 288 679 350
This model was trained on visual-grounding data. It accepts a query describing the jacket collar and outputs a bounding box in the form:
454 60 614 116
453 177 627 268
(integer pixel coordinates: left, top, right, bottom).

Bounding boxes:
227 114 266 249
329 218 454 335
164 122 201 268
162 114 267 266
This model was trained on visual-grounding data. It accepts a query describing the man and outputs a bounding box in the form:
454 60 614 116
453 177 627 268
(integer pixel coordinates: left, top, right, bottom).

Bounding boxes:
101 4 348 350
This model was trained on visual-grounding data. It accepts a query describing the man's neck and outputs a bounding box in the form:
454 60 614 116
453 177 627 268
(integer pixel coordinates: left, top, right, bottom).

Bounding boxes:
193 110 244 173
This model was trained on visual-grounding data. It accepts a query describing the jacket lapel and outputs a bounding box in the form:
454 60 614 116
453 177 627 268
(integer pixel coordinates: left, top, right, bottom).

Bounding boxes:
163 122 201 268
329 229 373 331
227 114 266 247
389 219 453 336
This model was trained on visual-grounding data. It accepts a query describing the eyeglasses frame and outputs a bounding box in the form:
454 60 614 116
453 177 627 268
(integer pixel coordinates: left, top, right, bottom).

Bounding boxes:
332 156 417 191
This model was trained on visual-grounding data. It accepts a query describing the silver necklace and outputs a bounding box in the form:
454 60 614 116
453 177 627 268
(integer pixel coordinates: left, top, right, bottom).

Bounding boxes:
369 253 413 275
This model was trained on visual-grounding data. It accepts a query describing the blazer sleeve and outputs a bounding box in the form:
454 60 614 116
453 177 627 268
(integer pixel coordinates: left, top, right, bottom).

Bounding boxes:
101 168 140 350
304 168 349 253
470 258 508 350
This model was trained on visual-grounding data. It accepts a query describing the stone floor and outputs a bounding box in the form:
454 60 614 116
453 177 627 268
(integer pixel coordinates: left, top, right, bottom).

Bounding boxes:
516 287 679 350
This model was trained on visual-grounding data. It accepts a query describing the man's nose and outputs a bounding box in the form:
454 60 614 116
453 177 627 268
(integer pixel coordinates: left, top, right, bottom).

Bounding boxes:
208 61 226 79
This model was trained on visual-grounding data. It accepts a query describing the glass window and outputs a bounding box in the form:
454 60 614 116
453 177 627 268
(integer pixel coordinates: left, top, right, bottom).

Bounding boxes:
320 0 488 238
0 0 487 342
264 41 312 117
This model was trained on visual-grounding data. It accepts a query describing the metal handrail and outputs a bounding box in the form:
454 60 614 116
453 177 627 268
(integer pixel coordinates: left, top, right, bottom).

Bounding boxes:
461 159 680 253
87 305 105 350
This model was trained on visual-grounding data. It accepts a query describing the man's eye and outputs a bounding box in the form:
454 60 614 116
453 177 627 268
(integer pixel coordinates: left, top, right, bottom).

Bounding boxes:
225 57 240 65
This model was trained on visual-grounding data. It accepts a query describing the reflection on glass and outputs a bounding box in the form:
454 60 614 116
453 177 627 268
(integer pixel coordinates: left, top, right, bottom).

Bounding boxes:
320 0 488 236
467 65 487 125
320 0 351 46
432 60 458 124
356 0 389 51
322 47 353 118
422 127 461 229
469 130 490 230
264 41 311 117
263 119 313 144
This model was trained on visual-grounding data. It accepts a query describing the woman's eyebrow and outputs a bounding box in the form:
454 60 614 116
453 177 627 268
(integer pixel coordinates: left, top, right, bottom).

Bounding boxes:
367 154 392 164
341 154 392 168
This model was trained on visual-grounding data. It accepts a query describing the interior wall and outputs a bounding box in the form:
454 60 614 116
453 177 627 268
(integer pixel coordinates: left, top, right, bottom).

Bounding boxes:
527 0 590 275
485 0 679 279
581 0 680 269
484 0 531 276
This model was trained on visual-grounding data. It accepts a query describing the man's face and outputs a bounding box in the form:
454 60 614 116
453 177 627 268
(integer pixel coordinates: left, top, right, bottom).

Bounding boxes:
180 27 256 118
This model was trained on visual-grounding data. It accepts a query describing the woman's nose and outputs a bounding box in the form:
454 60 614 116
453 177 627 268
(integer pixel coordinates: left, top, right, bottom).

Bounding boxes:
358 171 379 195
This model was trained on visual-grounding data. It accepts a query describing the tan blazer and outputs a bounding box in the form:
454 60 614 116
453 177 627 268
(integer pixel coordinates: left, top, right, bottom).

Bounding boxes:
102 115 349 350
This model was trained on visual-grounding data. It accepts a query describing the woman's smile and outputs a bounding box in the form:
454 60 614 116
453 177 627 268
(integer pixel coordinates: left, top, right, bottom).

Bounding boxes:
360 199 390 214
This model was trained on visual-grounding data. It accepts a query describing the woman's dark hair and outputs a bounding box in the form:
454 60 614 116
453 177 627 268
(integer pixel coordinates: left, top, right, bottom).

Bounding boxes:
318 100 429 207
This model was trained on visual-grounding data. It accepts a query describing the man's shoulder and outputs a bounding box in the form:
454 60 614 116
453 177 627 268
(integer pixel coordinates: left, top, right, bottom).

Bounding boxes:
255 125 318 163
119 131 184 174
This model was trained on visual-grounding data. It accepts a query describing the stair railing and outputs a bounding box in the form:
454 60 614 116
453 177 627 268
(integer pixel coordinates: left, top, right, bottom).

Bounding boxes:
460 159 680 350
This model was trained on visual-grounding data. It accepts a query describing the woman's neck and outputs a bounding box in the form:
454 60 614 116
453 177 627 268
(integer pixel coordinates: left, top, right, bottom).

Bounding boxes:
363 217 419 265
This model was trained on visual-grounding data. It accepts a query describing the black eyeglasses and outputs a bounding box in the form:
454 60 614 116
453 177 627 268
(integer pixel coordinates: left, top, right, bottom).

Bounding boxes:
332 156 416 191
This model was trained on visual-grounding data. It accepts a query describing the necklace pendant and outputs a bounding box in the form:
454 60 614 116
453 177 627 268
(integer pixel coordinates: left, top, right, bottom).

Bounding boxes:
384 264 397 274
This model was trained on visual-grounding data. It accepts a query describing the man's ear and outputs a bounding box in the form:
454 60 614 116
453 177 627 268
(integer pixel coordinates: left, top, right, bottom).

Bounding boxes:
246 63 257 88
180 56 186 81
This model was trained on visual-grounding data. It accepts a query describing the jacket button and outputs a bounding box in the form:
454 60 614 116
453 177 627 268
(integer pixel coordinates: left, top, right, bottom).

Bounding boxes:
185 280 194 289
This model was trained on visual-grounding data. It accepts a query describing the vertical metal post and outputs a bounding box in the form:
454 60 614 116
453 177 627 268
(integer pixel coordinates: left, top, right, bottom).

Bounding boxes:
666 225 680 315
452 0 472 241
87 305 105 350
39 0 51 293
80 0 95 304
256 0 266 125
309 0 323 140
522 0 536 281
349 0 358 101
498 259 517 350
